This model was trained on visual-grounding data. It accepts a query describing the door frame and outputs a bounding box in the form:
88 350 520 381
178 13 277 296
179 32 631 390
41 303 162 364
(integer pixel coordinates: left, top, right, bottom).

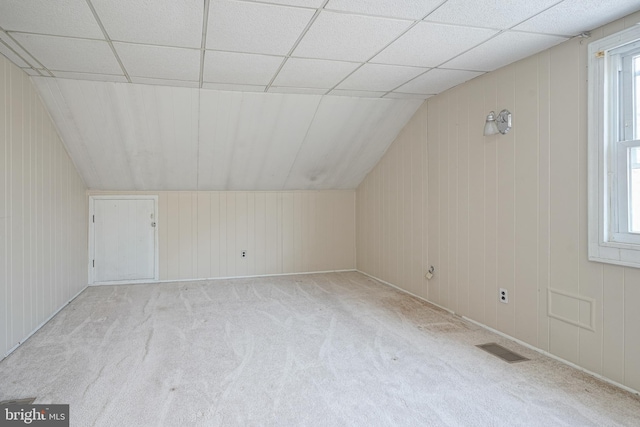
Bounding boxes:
88 195 159 285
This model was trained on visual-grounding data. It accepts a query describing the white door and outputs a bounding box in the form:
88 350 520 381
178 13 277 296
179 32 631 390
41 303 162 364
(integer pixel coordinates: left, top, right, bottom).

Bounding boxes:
93 198 157 283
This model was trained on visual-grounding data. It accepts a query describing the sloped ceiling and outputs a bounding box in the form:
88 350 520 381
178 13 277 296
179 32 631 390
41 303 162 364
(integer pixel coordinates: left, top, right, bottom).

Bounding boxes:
3 0 640 191
33 78 422 190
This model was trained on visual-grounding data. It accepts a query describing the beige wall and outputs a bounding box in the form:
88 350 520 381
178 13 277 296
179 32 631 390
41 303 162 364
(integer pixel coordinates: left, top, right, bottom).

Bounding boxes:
1 56 88 357
89 190 356 281
356 12 640 393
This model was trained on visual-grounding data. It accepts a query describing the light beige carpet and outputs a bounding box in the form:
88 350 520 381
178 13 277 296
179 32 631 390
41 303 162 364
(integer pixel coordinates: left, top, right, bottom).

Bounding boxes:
1 272 639 426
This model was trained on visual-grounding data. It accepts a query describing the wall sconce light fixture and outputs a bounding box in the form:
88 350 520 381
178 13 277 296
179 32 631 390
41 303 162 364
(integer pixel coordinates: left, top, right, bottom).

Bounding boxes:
483 109 512 136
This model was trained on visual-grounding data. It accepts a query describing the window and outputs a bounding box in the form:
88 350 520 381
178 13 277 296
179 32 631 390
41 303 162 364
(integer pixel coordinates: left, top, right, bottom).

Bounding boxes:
588 25 640 268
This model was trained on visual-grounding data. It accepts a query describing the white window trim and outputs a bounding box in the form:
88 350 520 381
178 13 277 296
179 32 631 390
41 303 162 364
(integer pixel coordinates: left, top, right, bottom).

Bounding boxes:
588 24 640 269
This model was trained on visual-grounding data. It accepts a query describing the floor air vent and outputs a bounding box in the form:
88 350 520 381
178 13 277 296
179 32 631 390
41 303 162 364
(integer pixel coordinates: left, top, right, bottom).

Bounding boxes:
476 343 529 363
0 398 36 405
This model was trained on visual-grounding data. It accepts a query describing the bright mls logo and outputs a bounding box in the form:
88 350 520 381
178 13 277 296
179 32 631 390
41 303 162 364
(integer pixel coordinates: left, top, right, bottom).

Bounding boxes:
1 405 69 426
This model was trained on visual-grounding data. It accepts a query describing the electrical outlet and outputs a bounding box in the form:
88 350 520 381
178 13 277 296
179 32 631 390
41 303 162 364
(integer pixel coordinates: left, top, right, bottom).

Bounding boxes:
241 250 246 258
499 288 508 303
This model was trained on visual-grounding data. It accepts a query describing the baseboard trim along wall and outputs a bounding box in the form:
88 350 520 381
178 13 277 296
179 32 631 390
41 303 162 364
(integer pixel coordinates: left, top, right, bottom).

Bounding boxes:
90 269 357 286
461 316 640 397
2 286 88 361
357 270 640 398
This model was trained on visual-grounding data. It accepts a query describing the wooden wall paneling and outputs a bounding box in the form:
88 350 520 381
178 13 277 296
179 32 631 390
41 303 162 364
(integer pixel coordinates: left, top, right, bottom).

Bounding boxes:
0 59 7 353
602 265 625 384
495 66 516 337
483 72 498 329
247 192 256 276
317 191 332 271
209 192 220 278
388 142 399 286
197 192 211 279
299 192 310 274
427 97 439 303
158 192 168 280
624 268 640 391
410 107 424 298
537 50 551 352
548 39 580 364
293 192 303 273
513 55 541 347
166 192 180 279
235 192 249 277
401 129 411 294
456 87 470 317
252 192 265 276
467 78 485 322
447 89 459 314
264 192 277 274
1 57 87 357
281 192 294 274
354 12 640 391
438 93 450 309
11 65 24 344
225 192 237 277
577 33 604 374
218 192 228 277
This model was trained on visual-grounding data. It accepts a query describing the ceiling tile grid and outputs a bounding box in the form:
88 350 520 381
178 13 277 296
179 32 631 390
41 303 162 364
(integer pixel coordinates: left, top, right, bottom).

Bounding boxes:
3 0 640 192
0 0 637 97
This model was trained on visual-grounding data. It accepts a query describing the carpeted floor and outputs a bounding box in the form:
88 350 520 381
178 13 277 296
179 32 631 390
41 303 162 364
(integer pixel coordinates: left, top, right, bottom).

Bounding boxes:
1 271 639 426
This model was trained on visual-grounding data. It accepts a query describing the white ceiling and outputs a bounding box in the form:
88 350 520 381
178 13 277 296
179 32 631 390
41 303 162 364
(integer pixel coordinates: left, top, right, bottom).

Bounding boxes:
2 0 639 97
33 78 422 190
2 0 640 191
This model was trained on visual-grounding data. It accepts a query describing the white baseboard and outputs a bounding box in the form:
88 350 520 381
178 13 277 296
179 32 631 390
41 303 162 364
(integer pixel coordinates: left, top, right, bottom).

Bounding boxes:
2 285 88 360
355 269 640 397
91 269 357 286
356 270 455 314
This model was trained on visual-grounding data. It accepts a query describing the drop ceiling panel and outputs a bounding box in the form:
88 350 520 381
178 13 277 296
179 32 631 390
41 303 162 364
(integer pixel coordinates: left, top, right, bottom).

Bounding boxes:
426 0 561 30
206 0 315 55
0 42 29 67
329 89 387 98
0 0 103 38
443 31 567 72
249 0 325 7
21 68 40 76
372 22 498 68
202 83 266 92
91 0 204 48
114 43 200 81
293 11 411 62
384 92 432 100
273 58 360 89
52 71 128 83
0 30 40 67
396 68 482 95
203 51 284 86
12 34 122 74
336 63 427 92
326 0 444 20
268 86 327 95
515 0 640 36
130 77 200 88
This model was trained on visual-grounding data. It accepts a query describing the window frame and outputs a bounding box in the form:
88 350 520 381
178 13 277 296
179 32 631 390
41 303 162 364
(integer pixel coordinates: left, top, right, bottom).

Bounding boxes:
588 25 640 268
